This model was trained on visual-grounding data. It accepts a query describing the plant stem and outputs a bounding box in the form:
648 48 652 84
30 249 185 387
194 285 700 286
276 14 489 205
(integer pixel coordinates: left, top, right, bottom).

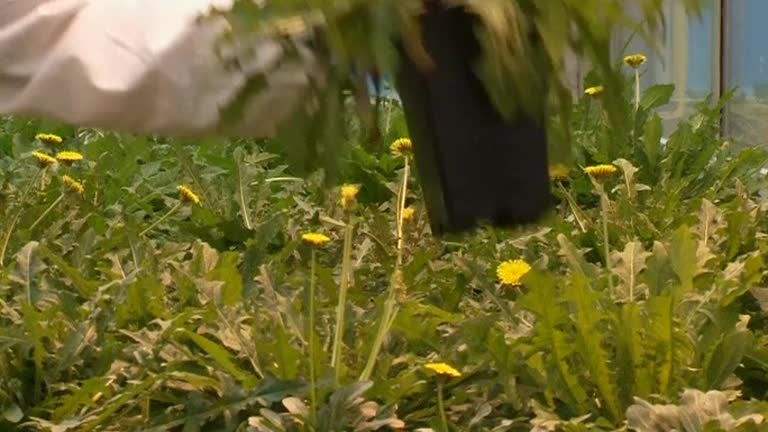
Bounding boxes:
600 194 614 292
581 97 592 133
139 202 183 237
359 156 410 381
236 154 253 230
437 381 449 432
0 168 44 266
331 220 354 386
634 69 641 111
557 182 589 233
309 248 318 424
28 193 65 232
395 158 410 269
358 278 399 381
0 213 22 267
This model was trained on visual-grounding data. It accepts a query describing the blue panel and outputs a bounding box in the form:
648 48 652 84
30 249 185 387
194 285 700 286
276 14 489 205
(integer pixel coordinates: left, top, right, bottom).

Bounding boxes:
687 5 713 96
728 0 768 96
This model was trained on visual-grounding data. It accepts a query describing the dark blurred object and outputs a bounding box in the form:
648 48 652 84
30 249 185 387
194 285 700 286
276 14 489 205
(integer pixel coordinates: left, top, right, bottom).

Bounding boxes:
394 1 553 235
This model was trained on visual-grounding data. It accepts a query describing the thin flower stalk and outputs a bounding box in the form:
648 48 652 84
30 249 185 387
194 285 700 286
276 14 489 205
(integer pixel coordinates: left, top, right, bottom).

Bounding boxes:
299 232 329 423
331 220 354 385
360 156 410 381
424 363 461 432
139 202 183 237
634 68 641 111
557 182 589 233
28 194 65 232
594 182 614 292
308 247 319 423
140 185 200 237
437 382 450 432
624 54 647 110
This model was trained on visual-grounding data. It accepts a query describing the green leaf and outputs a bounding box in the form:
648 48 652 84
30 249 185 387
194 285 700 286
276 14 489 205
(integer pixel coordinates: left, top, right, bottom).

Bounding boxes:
614 303 651 404
556 234 597 278
644 241 673 297
564 272 621 421
704 314 753 389
648 295 675 395
517 271 588 411
116 276 166 326
642 114 663 173
37 244 100 297
178 329 257 387
640 84 675 111
271 324 301 380
669 225 698 293
205 251 243 306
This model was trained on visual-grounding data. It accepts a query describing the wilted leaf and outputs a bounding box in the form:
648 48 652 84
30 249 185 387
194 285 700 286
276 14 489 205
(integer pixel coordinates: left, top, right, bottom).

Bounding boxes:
627 389 765 432
613 158 640 199
2 404 23 423
9 241 46 305
611 240 651 302
282 397 309 418
697 199 725 250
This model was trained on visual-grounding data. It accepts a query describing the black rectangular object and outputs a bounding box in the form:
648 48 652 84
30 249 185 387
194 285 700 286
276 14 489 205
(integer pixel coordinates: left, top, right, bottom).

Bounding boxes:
394 2 552 235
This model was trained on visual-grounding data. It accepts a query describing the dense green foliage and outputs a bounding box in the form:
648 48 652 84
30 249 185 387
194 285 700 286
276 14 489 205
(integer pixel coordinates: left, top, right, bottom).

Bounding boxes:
3 60 768 431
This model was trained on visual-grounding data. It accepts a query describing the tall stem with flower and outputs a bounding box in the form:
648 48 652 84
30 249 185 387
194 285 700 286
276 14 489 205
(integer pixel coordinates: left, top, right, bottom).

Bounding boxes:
424 362 462 432
300 231 331 423
28 175 85 232
360 138 412 381
331 184 359 386
139 184 200 237
582 85 603 131
584 164 619 292
308 247 318 421
624 54 647 111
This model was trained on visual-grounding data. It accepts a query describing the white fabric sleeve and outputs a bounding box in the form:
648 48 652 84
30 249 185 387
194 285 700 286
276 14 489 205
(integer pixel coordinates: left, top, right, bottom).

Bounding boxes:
0 0 320 137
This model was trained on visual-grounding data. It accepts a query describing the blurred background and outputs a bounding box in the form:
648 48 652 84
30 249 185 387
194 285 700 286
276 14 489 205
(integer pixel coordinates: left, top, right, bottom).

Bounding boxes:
566 0 768 146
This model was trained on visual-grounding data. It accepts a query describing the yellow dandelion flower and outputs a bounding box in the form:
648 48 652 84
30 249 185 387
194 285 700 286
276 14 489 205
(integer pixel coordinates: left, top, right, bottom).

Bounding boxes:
424 362 462 378
177 184 201 205
56 151 83 163
35 133 63 145
549 163 570 181
62 175 84 194
31 151 57 167
496 259 532 286
339 184 360 208
390 138 413 157
624 54 647 69
584 85 604 96
583 164 618 178
402 206 415 221
302 232 331 246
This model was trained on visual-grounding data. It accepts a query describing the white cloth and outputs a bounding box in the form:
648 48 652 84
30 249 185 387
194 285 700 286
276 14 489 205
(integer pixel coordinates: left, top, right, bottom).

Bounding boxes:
0 0 320 137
